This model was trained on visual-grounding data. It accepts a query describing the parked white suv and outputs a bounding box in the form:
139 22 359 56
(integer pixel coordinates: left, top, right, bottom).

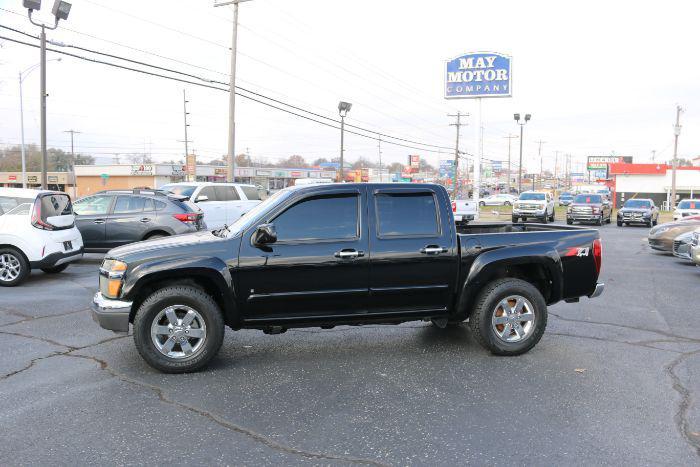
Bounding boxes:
673 199 700 221
512 191 556 223
159 182 263 230
0 188 84 286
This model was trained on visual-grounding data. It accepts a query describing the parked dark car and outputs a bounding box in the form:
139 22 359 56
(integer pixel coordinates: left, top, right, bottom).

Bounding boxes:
566 194 612 225
92 183 604 373
73 189 204 252
616 198 659 227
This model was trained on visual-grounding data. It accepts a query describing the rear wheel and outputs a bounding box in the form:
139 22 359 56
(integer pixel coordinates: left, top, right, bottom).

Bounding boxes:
511 216 519 223
504 201 512 206
133 285 225 373
549 210 555 222
468 278 547 356
41 264 69 274
479 201 485 207
0 248 29 287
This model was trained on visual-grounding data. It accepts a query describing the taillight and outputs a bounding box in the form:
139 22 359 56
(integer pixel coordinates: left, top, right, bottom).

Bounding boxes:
173 213 199 225
31 198 54 230
452 201 456 212
593 238 602 277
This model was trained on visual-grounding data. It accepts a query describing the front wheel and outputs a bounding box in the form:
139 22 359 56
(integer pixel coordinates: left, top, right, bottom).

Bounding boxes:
504 201 512 206
479 201 485 207
617 220 623 227
511 216 519 223
549 210 555 222
133 285 225 373
566 218 573 225
468 278 547 356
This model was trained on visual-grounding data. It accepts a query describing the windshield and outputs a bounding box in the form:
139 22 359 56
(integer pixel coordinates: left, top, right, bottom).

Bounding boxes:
519 193 545 201
560 195 573 199
0 196 33 215
624 199 651 209
678 200 699 210
222 189 292 237
574 194 602 204
160 184 196 198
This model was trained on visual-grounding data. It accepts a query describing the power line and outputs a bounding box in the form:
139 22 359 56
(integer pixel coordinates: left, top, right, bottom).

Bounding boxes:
0 29 455 154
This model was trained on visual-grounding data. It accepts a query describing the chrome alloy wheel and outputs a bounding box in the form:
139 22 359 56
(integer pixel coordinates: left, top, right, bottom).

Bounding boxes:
0 253 22 283
491 295 536 343
151 305 207 359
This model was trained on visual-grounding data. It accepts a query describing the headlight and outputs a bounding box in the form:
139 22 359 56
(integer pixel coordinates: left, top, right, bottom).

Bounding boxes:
100 259 127 298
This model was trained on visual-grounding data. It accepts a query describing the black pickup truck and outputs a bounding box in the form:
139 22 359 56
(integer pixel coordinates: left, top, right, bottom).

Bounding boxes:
92 183 604 373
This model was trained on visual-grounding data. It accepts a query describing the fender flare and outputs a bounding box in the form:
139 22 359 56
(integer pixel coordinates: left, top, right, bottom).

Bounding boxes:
456 245 563 317
122 256 237 325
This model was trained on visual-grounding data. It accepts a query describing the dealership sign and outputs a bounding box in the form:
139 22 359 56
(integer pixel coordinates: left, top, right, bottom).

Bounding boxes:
445 52 512 99
587 156 622 170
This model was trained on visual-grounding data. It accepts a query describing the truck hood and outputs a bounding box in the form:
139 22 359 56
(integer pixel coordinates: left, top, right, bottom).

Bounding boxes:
569 203 602 208
107 230 225 259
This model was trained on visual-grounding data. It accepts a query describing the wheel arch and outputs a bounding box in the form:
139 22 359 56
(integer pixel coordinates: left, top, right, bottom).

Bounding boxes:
123 260 238 328
455 247 562 320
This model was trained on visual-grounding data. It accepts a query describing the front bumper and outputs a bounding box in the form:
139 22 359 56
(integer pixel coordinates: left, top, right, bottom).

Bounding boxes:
588 282 605 298
568 214 600 221
454 214 475 222
91 292 132 333
513 210 546 217
648 238 672 252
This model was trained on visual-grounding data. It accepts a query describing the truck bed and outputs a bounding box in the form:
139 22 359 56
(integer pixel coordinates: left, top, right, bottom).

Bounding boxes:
456 222 588 235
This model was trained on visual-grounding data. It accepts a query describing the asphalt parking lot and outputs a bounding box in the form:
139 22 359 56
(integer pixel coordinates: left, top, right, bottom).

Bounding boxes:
1 221 699 465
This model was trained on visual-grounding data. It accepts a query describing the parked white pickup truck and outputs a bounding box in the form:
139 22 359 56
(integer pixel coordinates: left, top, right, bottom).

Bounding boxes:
160 182 262 230
452 199 478 224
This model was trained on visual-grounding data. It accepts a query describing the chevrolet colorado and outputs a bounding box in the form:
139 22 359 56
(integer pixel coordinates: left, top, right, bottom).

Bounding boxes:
92 183 604 373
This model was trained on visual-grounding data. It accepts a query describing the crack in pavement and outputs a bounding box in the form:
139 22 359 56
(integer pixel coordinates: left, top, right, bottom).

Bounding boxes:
547 331 692 354
665 349 700 456
549 311 700 343
1 331 388 466
0 308 88 328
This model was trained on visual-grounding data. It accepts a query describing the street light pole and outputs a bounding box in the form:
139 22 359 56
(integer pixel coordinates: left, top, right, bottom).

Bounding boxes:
338 101 352 182
215 0 252 183
670 105 683 209
503 134 518 193
514 113 531 193
25 1 72 189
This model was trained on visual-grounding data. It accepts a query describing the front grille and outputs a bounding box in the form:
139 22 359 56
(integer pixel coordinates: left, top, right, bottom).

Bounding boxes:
520 204 540 210
673 240 682 253
572 206 592 213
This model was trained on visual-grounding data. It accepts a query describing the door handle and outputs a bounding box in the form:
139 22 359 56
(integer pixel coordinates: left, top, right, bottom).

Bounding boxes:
334 249 364 259
93 219 106 224
140 218 151 223
420 245 448 255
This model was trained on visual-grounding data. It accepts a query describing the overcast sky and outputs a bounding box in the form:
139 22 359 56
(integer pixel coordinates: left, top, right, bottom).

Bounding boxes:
1 0 699 174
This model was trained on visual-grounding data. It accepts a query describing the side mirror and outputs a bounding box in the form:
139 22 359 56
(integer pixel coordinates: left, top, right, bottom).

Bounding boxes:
253 223 277 246
195 195 209 203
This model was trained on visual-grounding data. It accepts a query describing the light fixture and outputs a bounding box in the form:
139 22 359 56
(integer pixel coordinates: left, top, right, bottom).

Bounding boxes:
513 113 520 122
52 0 71 21
23 0 41 11
338 101 352 116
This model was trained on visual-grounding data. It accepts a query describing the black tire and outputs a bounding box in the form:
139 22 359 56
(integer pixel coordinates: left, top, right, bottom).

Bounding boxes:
540 215 548 224
606 214 612 224
0 247 30 287
504 201 511 206
479 201 485 207
596 215 603 226
511 216 519 223
41 264 69 274
617 220 623 227
549 210 555 222
133 285 225 373
468 278 548 356
566 218 573 225
652 218 658 226
145 232 169 240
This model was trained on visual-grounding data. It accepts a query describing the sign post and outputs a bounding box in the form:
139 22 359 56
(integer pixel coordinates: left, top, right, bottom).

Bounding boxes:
445 51 512 220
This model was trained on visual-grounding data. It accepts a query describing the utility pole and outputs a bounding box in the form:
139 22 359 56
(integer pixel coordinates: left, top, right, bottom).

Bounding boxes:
215 0 253 183
178 89 195 181
535 139 546 190
651 149 656 162
182 89 191 159
63 129 80 194
448 111 468 198
670 105 683 209
566 153 572 189
377 136 383 182
554 150 559 189
503 134 518 193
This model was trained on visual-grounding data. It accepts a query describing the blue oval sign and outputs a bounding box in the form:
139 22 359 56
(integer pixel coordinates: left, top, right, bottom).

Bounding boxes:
445 52 512 99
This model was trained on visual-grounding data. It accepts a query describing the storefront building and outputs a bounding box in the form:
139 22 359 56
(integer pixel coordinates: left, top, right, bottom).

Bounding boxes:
74 164 338 198
608 163 700 209
0 171 76 195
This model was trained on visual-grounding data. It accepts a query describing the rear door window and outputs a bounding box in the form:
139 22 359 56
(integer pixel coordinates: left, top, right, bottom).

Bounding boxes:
113 196 147 214
198 186 217 202
241 185 261 200
0 196 33 215
375 192 439 237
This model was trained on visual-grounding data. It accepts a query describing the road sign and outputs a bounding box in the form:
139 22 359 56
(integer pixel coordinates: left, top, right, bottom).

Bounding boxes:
100 173 109 179
445 52 512 99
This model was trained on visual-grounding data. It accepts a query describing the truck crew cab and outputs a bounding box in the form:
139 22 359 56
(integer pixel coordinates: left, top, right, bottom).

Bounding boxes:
92 183 604 373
